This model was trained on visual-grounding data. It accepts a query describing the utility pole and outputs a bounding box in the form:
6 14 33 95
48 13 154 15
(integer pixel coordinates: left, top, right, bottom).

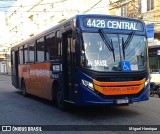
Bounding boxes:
109 0 141 18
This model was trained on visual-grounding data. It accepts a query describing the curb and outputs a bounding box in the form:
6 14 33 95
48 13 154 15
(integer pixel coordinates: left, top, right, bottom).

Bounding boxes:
0 73 11 76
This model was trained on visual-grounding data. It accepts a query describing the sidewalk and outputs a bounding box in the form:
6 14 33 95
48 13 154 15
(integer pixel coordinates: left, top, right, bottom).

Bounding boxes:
0 74 11 81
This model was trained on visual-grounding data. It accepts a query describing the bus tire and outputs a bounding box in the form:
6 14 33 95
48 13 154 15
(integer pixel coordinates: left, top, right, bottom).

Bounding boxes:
56 86 66 110
21 80 27 97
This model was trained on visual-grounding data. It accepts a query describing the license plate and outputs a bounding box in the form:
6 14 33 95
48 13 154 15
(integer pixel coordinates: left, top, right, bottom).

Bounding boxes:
116 99 129 104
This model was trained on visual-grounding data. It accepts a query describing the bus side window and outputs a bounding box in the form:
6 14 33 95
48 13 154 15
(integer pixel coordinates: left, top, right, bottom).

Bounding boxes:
36 37 45 62
46 32 56 60
56 30 62 56
29 42 35 63
24 44 28 64
19 46 24 64
72 38 76 67
71 38 76 53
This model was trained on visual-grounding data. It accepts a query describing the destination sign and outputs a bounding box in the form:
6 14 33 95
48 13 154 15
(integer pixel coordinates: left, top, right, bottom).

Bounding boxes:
83 18 143 31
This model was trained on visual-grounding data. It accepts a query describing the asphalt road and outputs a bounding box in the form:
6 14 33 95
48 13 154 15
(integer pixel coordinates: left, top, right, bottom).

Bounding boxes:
0 74 160 134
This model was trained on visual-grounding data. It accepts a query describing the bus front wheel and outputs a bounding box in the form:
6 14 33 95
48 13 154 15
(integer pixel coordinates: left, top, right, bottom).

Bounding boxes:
21 80 27 97
56 86 66 110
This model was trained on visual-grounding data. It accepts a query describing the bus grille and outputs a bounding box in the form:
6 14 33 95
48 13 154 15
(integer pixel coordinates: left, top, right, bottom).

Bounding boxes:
95 76 144 82
95 90 144 99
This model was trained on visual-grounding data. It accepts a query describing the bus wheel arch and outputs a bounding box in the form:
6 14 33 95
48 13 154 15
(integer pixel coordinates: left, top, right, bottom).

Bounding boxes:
52 80 59 103
21 78 27 97
52 81 66 110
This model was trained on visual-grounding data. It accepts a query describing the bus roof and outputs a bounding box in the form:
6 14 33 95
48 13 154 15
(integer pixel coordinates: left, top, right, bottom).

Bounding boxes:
11 14 145 50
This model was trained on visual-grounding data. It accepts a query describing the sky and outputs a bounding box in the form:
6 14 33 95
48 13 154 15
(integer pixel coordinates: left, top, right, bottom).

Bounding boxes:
0 0 16 13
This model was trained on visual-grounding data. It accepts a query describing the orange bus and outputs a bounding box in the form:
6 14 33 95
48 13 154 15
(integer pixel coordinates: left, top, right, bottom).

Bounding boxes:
11 14 150 110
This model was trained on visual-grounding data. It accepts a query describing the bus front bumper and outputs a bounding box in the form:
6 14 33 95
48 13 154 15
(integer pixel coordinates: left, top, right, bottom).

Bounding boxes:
74 83 150 106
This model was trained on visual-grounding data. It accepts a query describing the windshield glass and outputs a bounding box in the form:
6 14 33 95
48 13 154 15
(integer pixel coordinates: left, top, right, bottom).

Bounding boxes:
81 32 147 72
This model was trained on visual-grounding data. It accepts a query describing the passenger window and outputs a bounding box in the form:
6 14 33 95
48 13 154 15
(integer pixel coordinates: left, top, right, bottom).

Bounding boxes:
46 32 56 60
19 46 24 64
24 44 28 63
36 37 45 62
11 51 14 65
29 42 35 63
56 31 62 56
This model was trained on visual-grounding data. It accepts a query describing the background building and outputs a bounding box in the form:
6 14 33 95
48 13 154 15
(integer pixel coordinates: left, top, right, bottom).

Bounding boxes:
0 0 109 74
109 0 160 71
0 12 10 74
6 0 109 46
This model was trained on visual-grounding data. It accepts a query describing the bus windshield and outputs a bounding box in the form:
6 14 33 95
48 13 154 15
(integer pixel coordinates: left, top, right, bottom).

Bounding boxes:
81 32 147 72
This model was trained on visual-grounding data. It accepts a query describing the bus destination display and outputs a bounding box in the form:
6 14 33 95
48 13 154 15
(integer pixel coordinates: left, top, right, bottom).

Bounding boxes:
83 18 143 31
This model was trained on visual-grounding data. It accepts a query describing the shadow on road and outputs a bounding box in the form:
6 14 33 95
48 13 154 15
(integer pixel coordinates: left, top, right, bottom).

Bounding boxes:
14 90 140 121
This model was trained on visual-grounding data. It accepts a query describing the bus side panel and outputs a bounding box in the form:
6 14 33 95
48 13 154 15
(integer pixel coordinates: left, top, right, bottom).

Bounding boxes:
29 62 52 100
18 62 53 100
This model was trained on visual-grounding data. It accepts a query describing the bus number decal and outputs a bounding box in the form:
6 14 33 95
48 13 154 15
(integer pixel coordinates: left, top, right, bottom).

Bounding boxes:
52 74 59 79
87 19 105 28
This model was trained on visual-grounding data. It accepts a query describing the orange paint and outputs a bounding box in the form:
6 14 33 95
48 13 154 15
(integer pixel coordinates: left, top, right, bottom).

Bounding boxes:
18 62 53 100
93 78 146 95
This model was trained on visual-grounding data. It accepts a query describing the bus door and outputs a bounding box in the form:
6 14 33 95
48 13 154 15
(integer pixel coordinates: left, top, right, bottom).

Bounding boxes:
11 50 19 88
63 31 76 101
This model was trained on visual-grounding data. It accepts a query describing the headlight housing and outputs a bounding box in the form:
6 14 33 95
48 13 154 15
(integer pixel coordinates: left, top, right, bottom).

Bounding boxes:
145 78 150 88
82 79 94 90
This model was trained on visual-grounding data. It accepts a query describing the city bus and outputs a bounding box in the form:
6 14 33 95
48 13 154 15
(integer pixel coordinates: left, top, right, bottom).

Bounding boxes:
11 14 150 110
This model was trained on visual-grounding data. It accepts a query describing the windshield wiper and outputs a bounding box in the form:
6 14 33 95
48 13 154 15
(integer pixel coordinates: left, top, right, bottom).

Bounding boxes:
121 31 135 60
122 37 125 60
98 29 115 62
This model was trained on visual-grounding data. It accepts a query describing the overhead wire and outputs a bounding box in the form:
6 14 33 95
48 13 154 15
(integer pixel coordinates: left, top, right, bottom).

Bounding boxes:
0 0 66 9
0 4 109 13
0 0 66 12
1 6 109 13
0 0 109 13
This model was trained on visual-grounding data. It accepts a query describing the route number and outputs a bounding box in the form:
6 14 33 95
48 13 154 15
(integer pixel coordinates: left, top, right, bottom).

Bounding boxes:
87 19 105 28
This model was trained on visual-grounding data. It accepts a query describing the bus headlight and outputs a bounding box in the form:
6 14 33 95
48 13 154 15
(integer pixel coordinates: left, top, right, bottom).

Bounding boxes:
82 79 94 90
145 79 150 88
